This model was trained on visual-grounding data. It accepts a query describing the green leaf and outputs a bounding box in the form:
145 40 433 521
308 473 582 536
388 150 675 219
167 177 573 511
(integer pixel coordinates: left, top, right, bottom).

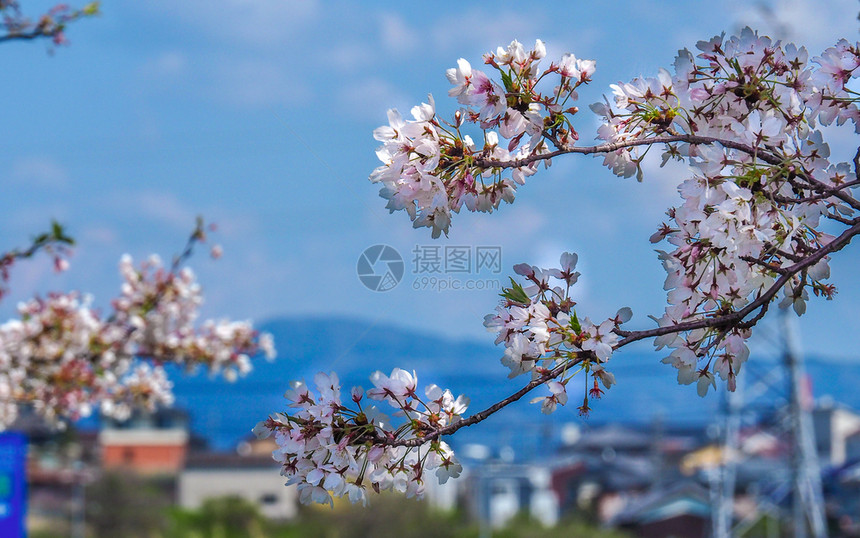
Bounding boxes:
500 277 530 304
83 2 100 16
570 310 582 333
47 220 75 245
500 70 513 92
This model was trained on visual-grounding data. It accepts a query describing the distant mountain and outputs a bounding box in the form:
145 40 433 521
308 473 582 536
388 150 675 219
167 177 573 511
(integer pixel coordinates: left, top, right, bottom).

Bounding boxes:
167 316 860 454
169 315 513 450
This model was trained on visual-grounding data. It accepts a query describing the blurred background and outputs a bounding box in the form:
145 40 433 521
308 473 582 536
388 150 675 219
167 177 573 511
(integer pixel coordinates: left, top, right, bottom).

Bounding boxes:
4 0 860 536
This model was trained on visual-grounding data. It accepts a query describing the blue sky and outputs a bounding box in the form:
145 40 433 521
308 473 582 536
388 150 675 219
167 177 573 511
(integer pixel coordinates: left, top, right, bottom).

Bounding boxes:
3 0 860 362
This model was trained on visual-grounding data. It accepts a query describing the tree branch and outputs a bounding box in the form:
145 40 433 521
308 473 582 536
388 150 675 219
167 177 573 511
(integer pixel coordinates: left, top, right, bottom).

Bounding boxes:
385 354 590 447
474 133 860 212
785 166 860 212
617 219 860 346
379 220 860 449
473 134 784 169
0 2 99 45
0 28 58 42
739 255 789 275
772 179 860 205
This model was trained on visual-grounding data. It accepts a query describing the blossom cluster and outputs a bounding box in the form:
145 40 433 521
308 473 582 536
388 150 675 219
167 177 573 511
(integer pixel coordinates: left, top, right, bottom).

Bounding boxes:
0 253 275 428
371 39 595 237
483 252 627 416
255 369 467 506
272 28 860 508
370 30 860 397
591 29 857 393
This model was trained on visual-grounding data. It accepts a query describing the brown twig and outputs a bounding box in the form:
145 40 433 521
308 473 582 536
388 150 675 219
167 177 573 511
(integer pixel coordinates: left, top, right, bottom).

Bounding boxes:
385 353 590 447
473 134 783 169
772 179 860 205
618 219 860 345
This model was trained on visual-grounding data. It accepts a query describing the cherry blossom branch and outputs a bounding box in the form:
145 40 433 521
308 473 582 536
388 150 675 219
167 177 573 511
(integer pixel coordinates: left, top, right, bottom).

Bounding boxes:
170 216 209 272
767 246 804 263
823 212 860 226
0 221 74 263
477 135 858 210
773 180 860 206
380 222 860 449
617 219 860 344
0 220 74 301
106 217 206 329
788 169 860 211
0 218 274 426
740 255 790 275
0 1 99 45
275 31 860 507
473 134 784 169
384 354 591 448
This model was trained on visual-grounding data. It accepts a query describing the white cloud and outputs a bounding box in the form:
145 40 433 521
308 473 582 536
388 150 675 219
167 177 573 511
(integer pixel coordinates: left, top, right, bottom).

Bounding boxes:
91 190 267 244
729 0 858 51
115 191 197 230
134 52 191 101
11 157 70 189
336 77 409 120
139 51 188 79
140 0 320 48
133 51 310 109
206 213 263 242
429 8 547 55
80 226 119 246
379 13 419 55
460 203 549 243
323 42 377 73
209 57 312 107
542 29 602 66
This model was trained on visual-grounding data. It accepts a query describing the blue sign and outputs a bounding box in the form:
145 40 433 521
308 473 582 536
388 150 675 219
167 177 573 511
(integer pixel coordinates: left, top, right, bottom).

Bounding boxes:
0 433 26 538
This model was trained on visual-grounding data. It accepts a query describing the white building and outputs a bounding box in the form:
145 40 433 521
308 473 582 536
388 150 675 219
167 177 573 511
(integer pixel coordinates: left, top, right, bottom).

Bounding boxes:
178 443 297 520
813 400 860 465
463 461 559 528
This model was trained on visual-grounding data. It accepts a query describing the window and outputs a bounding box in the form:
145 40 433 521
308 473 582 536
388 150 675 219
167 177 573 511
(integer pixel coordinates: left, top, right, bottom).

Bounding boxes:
260 493 278 505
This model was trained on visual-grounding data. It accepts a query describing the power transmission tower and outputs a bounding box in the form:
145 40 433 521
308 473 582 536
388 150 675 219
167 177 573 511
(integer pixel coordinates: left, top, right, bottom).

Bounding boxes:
712 374 742 538
782 310 827 538
711 309 828 538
